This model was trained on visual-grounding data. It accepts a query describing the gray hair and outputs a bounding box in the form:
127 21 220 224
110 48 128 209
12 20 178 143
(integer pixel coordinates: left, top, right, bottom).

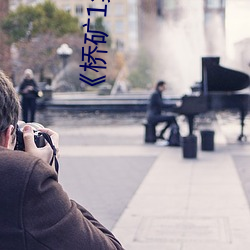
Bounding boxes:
24 68 34 79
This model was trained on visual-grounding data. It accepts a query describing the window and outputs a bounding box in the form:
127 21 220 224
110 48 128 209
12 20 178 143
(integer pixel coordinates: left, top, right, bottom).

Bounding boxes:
115 3 125 16
205 0 225 9
104 20 111 32
164 0 177 10
64 5 71 13
115 20 124 33
128 3 137 17
88 4 96 17
116 39 124 51
76 5 84 16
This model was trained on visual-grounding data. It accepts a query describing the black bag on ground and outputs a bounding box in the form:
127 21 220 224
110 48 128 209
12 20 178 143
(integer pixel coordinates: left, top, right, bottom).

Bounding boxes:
168 124 181 146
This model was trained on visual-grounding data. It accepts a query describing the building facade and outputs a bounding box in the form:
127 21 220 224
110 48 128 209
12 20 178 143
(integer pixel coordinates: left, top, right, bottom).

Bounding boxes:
10 0 139 52
52 0 138 52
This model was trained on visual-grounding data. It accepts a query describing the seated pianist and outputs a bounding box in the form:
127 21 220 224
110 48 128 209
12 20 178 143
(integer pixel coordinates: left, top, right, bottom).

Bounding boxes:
146 80 179 140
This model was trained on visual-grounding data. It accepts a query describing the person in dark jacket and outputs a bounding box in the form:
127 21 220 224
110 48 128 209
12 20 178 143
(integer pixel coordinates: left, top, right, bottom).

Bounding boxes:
19 69 39 123
147 80 178 140
0 70 124 250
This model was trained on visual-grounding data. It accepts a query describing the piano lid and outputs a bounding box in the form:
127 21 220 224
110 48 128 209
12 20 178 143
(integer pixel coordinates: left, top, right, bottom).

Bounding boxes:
201 57 250 92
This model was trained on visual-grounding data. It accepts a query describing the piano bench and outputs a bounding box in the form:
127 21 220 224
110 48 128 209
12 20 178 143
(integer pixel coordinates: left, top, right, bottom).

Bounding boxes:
142 120 156 143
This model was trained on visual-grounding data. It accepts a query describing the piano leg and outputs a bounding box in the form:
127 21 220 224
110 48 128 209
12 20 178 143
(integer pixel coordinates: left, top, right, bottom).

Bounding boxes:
238 109 247 142
187 115 195 135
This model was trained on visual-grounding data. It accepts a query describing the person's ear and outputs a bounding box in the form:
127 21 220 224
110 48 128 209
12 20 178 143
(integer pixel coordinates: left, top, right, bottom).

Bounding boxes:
2 125 15 149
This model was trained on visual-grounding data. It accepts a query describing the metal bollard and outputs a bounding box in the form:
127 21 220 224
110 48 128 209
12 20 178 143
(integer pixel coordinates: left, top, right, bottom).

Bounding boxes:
182 135 197 159
200 130 215 151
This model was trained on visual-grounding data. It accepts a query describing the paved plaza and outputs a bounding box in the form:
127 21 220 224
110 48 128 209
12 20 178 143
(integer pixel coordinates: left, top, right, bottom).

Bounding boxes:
37 110 250 250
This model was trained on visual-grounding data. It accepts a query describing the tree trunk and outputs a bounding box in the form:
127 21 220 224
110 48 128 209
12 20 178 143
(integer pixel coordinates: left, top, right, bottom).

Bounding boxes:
0 0 12 78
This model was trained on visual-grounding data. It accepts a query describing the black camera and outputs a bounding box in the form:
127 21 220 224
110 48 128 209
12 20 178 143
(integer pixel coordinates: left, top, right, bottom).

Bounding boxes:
14 122 46 151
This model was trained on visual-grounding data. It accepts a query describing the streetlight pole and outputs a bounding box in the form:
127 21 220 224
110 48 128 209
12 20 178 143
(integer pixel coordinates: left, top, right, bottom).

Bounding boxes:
56 43 73 89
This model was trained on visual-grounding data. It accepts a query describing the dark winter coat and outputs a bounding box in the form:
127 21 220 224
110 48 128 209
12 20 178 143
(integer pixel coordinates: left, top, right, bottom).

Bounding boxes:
0 147 124 250
19 79 38 99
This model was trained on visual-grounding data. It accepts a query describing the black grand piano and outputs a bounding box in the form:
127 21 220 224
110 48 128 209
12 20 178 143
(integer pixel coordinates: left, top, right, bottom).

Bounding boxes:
175 57 250 141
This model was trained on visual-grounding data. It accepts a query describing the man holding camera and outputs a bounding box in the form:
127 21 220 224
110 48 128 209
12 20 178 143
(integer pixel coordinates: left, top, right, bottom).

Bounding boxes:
0 71 124 249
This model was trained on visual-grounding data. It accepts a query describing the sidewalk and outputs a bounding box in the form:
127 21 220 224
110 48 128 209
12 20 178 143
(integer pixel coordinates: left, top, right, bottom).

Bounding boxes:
112 122 250 249
52 112 250 250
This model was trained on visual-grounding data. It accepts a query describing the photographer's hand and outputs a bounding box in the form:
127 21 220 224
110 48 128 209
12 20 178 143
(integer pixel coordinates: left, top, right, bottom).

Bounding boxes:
23 125 59 165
